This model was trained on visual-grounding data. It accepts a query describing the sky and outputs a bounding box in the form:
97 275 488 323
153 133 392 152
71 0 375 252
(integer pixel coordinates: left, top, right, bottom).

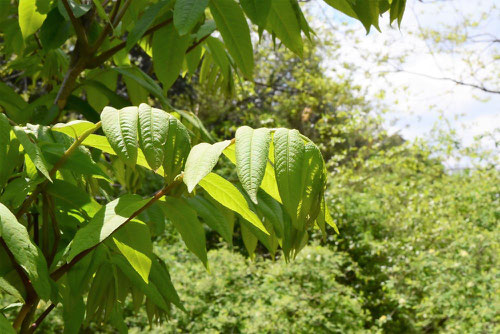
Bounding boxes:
308 0 500 167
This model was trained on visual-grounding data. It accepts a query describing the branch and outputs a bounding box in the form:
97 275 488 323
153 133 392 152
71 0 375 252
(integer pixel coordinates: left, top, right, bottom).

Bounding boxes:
393 68 500 95
15 122 102 219
87 18 173 69
61 0 89 49
27 303 55 334
50 176 183 281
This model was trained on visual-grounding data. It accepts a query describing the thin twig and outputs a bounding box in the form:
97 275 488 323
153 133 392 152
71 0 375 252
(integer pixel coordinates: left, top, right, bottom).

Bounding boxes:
27 303 55 334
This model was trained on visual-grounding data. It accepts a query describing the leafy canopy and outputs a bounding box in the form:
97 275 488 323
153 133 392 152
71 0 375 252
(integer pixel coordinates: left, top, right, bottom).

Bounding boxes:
0 0 407 333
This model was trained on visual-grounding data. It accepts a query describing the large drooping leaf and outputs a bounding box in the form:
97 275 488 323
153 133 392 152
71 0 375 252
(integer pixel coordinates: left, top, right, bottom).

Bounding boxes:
0 203 51 300
174 0 209 35
112 220 153 283
235 126 271 204
183 140 231 192
268 0 303 57
126 0 171 51
101 106 139 168
152 24 192 90
159 197 207 267
162 113 191 183
13 126 52 181
240 222 258 259
240 0 271 27
68 195 151 261
273 128 306 229
199 172 268 234
209 0 254 78
46 180 101 217
137 104 170 171
18 0 50 39
188 196 233 244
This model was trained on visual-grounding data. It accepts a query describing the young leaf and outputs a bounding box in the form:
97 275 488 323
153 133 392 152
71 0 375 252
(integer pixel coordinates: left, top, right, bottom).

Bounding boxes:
137 104 170 171
209 0 254 78
183 140 231 192
18 0 49 39
68 195 151 261
112 220 153 283
13 126 52 181
199 173 268 234
101 106 139 168
162 113 191 183
0 203 52 300
174 0 209 36
273 128 306 229
235 126 271 204
159 197 207 267
152 24 192 91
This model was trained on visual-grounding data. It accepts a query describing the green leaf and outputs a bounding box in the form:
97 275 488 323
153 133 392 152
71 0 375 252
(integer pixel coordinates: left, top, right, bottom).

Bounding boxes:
297 143 326 226
126 0 171 51
65 95 101 123
188 196 233 244
0 313 15 334
13 126 52 181
39 8 70 49
224 144 281 203
111 255 169 311
153 24 192 90
68 195 151 261
52 120 96 138
18 0 50 39
273 128 306 229
324 203 339 234
162 111 191 183
112 220 153 283
0 203 51 300
174 0 209 35
183 140 231 192
101 106 139 167
235 126 271 204
123 67 149 105
0 82 29 124
149 256 183 310
240 221 258 259
137 104 170 171
81 134 165 176
209 0 254 78
0 114 10 166
268 0 303 57
159 197 207 267
46 180 101 216
240 0 271 27
199 173 268 234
